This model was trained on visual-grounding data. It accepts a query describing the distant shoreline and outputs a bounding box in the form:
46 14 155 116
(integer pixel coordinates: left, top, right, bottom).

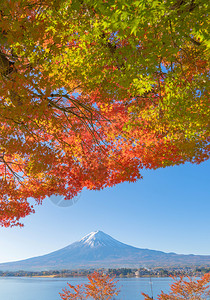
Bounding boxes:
1 266 209 279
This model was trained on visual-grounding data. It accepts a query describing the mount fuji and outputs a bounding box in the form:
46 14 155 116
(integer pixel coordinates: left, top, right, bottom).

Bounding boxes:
1 231 210 271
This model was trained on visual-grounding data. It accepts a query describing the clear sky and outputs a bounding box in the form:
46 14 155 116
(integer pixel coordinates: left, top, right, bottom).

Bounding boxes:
0 160 209 263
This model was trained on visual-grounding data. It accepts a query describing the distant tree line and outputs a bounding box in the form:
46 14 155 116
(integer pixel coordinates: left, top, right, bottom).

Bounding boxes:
1 266 210 278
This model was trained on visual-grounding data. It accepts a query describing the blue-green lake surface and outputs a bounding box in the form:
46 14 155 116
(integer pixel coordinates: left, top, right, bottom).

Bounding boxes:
0 277 173 299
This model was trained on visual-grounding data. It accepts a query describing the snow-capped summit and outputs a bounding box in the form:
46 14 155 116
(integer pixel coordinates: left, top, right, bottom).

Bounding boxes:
1 231 210 271
79 230 126 248
80 231 109 247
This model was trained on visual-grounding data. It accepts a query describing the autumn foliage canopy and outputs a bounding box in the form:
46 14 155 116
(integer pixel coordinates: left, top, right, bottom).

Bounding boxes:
142 273 210 299
0 0 209 226
60 271 210 299
59 271 119 300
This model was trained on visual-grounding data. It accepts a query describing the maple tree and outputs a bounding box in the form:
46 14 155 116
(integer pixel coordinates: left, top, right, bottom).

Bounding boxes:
59 271 119 300
142 273 210 299
0 0 209 226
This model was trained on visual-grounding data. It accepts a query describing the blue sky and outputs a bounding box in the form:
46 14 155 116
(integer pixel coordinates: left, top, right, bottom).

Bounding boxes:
0 160 209 263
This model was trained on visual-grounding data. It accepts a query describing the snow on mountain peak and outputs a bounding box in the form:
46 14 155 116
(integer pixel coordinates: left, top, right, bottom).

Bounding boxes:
79 231 124 248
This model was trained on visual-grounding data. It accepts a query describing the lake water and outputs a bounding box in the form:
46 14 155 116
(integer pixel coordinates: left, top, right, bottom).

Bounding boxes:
0 277 173 299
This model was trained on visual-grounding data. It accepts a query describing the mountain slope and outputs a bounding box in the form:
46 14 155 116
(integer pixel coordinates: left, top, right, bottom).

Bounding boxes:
1 231 210 271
